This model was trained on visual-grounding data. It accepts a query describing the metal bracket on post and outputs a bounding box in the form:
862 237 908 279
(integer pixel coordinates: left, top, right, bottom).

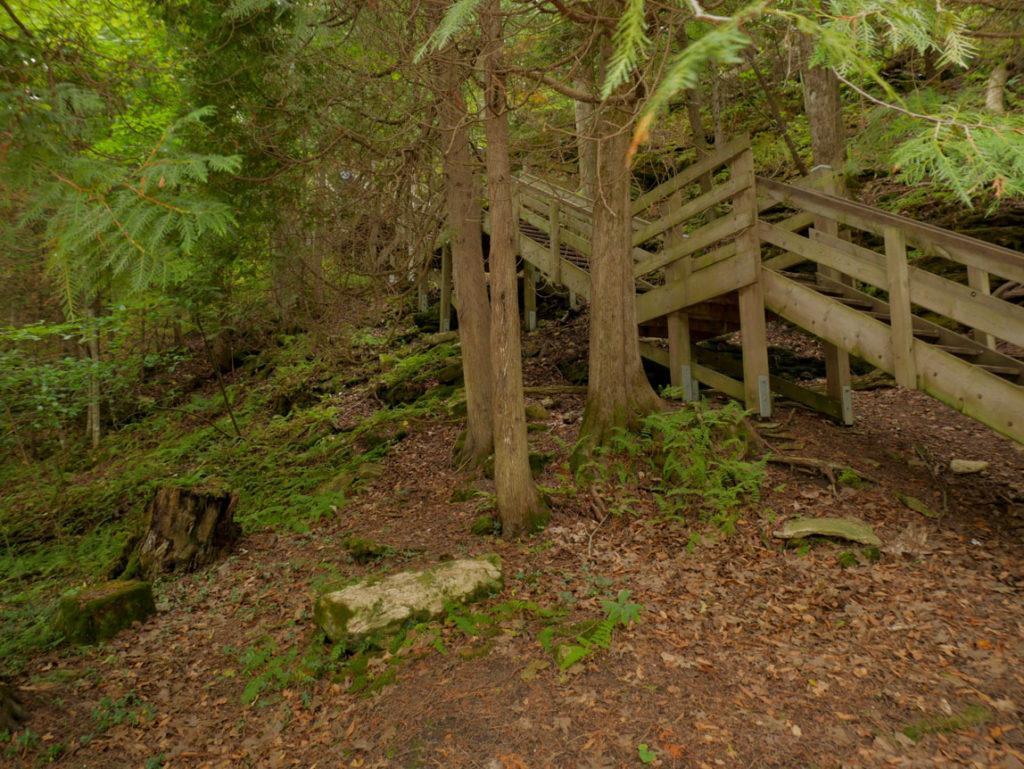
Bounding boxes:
841 385 854 426
681 365 694 402
757 374 772 418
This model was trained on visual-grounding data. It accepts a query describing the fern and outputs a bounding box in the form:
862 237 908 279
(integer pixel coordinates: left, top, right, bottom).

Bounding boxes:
414 0 485 63
601 0 650 99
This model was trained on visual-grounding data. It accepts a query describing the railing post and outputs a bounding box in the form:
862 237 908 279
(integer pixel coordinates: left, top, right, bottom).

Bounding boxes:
524 262 537 331
732 145 772 417
883 225 917 388
663 186 697 399
439 247 452 333
549 200 561 285
967 266 996 350
815 171 853 424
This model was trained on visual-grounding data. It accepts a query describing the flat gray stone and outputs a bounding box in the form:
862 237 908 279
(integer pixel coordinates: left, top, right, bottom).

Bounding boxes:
314 556 502 647
950 459 988 475
773 516 881 547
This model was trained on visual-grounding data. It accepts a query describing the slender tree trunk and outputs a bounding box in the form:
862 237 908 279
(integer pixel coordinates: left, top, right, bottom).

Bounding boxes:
84 304 101 449
436 42 494 465
799 33 845 176
576 95 661 456
481 0 547 536
573 79 597 198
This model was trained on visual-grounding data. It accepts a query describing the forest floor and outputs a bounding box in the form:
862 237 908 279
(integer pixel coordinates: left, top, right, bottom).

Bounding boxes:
5 313 1024 769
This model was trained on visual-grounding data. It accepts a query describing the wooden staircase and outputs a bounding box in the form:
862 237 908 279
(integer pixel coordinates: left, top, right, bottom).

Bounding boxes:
467 134 1024 444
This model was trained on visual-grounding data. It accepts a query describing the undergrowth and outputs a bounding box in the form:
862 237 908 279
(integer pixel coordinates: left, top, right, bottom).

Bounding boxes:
0 327 461 671
575 398 765 532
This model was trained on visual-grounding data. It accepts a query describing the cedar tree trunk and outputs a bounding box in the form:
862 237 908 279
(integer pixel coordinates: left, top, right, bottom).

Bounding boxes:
481 0 547 536
437 45 494 465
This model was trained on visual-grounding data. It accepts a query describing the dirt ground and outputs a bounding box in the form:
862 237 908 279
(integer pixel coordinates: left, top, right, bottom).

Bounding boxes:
11 322 1024 769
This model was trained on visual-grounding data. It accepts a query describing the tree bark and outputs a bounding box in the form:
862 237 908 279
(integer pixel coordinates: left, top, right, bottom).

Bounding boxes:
481 0 547 536
437 43 495 466
799 33 845 176
576 95 661 456
985 62 1009 115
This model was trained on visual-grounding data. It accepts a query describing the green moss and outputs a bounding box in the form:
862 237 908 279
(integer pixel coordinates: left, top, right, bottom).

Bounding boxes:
55 580 155 645
837 468 866 489
470 515 500 536
902 704 991 742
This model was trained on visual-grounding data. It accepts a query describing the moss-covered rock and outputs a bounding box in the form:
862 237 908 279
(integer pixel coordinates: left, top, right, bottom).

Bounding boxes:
525 403 549 421
314 556 503 648
55 580 156 645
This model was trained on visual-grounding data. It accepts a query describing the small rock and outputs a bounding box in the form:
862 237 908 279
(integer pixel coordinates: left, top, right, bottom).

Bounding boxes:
950 459 989 475
314 556 502 647
56 580 156 645
773 517 881 547
525 403 549 421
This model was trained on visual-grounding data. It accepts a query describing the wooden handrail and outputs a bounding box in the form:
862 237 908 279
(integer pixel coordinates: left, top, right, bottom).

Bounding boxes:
631 135 750 215
757 176 1024 284
758 220 1024 349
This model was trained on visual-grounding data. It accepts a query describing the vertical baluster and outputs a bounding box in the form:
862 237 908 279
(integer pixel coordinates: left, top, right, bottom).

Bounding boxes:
815 172 853 424
549 199 561 285
883 226 917 388
732 145 772 417
967 266 996 350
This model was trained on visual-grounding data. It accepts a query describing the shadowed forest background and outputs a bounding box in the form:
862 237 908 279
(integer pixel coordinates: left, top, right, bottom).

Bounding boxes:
1 0 1023 767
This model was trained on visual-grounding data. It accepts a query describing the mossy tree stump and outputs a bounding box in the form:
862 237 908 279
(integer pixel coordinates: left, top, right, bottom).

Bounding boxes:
134 486 240 579
56 580 156 645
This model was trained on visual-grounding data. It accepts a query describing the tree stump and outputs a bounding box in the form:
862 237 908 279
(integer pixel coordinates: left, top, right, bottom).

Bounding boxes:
135 486 240 578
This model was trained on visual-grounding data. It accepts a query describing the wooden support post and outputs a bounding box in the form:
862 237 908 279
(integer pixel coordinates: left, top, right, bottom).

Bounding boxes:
439 248 452 333
417 283 429 312
814 171 853 423
967 266 996 350
732 147 771 417
523 262 537 331
549 201 561 285
664 186 697 400
883 225 917 388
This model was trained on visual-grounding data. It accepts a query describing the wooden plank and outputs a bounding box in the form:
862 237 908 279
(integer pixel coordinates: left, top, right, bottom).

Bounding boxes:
914 342 1024 444
764 270 1024 443
635 252 756 324
811 229 1024 350
757 176 1024 284
883 226 917 388
638 342 745 400
631 135 750 214
762 269 895 372
631 174 747 246
967 266 996 350
697 349 845 422
633 211 748 278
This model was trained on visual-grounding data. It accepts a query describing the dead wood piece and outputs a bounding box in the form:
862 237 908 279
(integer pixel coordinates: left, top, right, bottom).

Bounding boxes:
766 455 879 487
133 486 240 579
774 516 882 546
